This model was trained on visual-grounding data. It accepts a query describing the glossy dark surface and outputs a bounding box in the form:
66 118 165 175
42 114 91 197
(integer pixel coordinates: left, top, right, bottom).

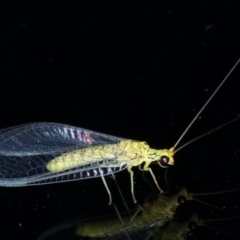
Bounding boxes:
0 2 240 239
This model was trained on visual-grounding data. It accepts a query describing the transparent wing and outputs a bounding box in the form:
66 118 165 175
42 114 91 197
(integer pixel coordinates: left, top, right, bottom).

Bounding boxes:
0 122 128 186
0 122 126 156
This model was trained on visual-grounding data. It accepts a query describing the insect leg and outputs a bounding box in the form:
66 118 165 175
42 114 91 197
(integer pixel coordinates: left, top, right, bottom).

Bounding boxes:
99 168 112 205
127 167 137 203
143 162 164 193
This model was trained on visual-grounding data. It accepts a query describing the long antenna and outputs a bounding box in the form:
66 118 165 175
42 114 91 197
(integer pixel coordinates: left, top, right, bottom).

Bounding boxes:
173 58 240 149
174 116 240 153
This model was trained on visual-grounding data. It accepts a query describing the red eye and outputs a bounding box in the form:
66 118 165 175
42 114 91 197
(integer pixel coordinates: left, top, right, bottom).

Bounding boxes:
160 155 169 166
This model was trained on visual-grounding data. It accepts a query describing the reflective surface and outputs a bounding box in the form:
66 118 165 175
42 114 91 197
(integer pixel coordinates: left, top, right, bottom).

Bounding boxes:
1 2 240 239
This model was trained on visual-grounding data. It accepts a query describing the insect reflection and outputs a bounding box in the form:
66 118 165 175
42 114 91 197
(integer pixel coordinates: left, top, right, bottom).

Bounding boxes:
36 187 240 240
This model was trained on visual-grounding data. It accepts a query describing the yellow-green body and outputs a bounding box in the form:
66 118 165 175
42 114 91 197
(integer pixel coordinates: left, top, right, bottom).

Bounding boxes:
46 140 174 172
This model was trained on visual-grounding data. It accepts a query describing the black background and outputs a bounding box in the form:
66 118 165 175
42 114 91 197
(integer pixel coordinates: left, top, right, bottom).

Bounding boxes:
0 2 240 240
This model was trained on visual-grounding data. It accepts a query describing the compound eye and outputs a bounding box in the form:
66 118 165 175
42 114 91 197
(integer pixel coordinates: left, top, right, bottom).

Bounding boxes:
188 221 197 230
160 155 169 166
177 195 186 205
